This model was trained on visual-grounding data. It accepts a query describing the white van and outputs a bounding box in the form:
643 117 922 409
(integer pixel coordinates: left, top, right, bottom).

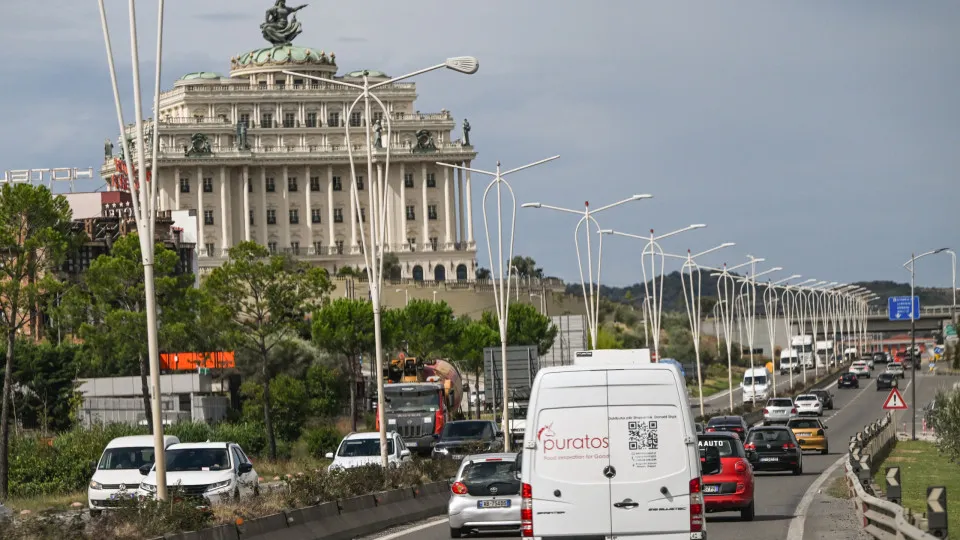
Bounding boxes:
520 350 709 539
779 350 801 374
88 435 180 515
741 367 771 405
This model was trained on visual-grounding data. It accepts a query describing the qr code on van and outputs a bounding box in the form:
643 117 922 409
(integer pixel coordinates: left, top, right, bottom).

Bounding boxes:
628 421 658 451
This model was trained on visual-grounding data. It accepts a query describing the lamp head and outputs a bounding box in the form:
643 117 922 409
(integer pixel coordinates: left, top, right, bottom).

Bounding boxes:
690 224 707 230
521 202 541 209
631 194 653 200
935 247 949 254
720 242 735 248
599 229 614 235
445 56 479 75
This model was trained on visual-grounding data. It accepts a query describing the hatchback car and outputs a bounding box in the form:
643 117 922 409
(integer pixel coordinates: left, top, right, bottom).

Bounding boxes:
762 398 797 425
877 372 899 391
327 432 412 471
744 426 803 474
432 420 503 461
448 453 520 537
786 417 829 455
138 442 259 504
697 432 755 521
838 372 859 389
849 361 871 378
810 389 834 410
705 415 750 442
794 394 823 417
886 363 905 377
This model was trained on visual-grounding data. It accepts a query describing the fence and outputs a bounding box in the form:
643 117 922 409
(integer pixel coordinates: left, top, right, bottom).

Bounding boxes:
844 413 942 539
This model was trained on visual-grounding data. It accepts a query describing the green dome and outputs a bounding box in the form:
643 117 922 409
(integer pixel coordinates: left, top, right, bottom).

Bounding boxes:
231 45 334 70
344 70 389 78
179 71 222 81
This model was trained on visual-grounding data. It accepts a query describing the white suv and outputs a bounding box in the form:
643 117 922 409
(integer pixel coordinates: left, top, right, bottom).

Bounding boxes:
326 431 412 471
138 442 259 503
88 435 180 515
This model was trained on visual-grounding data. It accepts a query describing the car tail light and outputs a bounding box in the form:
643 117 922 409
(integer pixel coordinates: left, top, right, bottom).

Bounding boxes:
689 477 704 533
762 408 769 415
791 408 798 414
734 460 748 473
782 442 797 450
451 481 468 495
744 443 756 451
705 427 716 432
521 482 533 537
736 482 746 493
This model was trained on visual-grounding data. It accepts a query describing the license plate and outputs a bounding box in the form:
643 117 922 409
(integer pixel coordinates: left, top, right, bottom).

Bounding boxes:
703 485 720 494
406 441 418 448
478 499 511 509
110 493 136 500
760 457 778 462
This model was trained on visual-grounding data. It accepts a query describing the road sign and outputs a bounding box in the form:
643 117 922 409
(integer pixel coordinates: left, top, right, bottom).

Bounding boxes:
946 325 957 337
927 486 948 536
888 296 920 321
886 467 901 503
882 388 908 410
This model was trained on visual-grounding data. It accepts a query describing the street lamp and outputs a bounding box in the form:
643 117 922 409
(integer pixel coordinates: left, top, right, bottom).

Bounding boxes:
97 0 169 500
524 195 652 350
765 274 802 396
284 56 478 468
946 250 957 329
442 156 559 452
710 259 755 411
396 288 408 306
735 263 781 405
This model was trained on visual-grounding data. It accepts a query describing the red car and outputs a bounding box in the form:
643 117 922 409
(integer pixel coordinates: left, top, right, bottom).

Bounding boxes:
698 432 755 521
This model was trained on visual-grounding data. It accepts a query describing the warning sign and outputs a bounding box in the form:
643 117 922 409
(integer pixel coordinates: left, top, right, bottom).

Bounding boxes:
883 388 908 410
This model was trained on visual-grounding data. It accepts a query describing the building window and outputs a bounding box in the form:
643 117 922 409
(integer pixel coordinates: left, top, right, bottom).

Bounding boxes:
404 173 414 188
239 113 250 127
205 243 214 257
406 205 415 221
332 176 342 191
328 112 340 127
258 81 267 89
311 209 322 223
428 205 438 220
356 176 364 190
203 210 214 225
335 240 344 254
283 113 295 128
407 237 416 246
357 208 366 223
179 178 190 193
290 241 300 255
260 113 273 128
267 209 277 225
333 208 343 223
313 241 323 254
426 173 436 188
349 112 361 127
248 180 253 193
268 241 277 253
310 176 320 191
203 177 213 193
289 209 299 224
306 112 318 128
276 81 285 90
429 237 438 251
288 177 298 192
373 111 384 124
249 209 254 225
266 177 276 192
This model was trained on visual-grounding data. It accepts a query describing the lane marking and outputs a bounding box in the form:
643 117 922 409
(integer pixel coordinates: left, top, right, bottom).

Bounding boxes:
371 517 447 540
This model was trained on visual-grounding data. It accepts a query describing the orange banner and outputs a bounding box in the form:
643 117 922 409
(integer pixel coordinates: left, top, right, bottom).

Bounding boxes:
160 351 235 371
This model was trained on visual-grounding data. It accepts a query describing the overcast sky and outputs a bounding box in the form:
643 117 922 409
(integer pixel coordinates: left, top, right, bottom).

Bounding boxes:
0 1 957 289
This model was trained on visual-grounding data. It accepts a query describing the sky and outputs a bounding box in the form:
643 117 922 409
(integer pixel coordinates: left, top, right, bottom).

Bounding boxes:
0 0 957 289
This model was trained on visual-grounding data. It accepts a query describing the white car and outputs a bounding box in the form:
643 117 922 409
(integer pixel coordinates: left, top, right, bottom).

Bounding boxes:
88 435 180 515
138 442 259 504
794 394 823 417
886 363 905 377
849 361 871 378
326 431 412 471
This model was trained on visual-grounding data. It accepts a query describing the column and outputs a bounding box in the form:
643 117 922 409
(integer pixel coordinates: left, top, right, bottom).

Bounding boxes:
443 164 452 246
379 165 390 247
220 166 230 250
457 167 465 244
282 165 291 249
242 166 251 242
173 166 181 210
304 165 312 249
466 160 474 244
260 167 268 246
421 163 429 249
158 170 168 212
350 169 358 250
399 163 406 247
197 166 205 254
327 166 335 250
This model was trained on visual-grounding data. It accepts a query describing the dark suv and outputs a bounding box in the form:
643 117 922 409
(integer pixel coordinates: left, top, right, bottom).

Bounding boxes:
810 389 834 410
705 416 750 442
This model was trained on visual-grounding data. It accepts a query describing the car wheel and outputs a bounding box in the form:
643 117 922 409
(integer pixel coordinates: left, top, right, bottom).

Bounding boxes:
741 500 755 521
450 527 463 538
793 460 803 475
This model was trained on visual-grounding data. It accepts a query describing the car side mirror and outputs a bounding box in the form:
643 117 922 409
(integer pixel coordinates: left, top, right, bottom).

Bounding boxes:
400 449 411 458
325 452 334 459
238 463 253 474
138 464 152 476
701 446 722 475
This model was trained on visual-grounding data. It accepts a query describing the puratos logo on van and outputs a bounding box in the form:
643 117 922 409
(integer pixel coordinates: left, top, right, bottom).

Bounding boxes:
538 423 609 454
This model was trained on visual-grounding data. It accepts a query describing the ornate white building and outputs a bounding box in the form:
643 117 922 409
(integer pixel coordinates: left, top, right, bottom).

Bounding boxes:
102 7 478 281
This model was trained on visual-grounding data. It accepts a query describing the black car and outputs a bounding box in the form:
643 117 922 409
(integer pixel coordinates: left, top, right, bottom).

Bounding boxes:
876 372 899 391
810 389 834 410
705 415 749 442
873 352 888 364
838 373 859 389
431 420 503 460
744 426 803 474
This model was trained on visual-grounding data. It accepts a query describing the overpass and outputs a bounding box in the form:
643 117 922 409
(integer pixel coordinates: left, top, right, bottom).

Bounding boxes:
861 304 955 333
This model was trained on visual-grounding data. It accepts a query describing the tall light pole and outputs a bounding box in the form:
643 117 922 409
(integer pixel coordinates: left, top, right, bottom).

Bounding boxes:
766 275 802 396
97 0 169 500
739 265 781 404
445 156 559 452
712 260 754 411
523 195 652 350
286 56 479 468
946 250 957 329
903 248 947 440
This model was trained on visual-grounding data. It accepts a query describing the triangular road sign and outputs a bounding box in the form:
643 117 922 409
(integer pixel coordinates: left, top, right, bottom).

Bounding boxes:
883 388 908 410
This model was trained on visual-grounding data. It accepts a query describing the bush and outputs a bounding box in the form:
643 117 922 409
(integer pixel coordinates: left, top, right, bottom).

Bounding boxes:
212 421 267 457
303 425 342 457
167 421 213 443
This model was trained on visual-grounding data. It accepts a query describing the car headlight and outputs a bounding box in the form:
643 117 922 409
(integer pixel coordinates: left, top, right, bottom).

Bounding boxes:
434 447 449 455
140 482 157 493
89 480 103 490
205 480 232 492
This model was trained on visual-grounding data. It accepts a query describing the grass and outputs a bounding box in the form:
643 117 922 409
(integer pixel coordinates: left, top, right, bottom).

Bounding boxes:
690 366 747 398
253 456 332 480
5 490 87 513
872 439 960 533
826 474 851 500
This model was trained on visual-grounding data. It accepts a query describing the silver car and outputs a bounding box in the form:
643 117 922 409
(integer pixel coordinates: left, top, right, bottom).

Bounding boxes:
763 397 797 425
448 453 521 537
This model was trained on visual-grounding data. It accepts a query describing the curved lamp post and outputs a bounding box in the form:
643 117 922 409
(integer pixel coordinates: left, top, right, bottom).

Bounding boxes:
764 275 801 397
737 265 782 405
712 260 753 411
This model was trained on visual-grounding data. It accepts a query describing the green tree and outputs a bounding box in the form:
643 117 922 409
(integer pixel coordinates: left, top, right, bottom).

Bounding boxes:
475 267 491 280
204 241 333 459
510 256 543 279
382 253 402 281
0 183 73 500
593 326 625 350
481 303 558 356
241 374 310 443
394 300 458 361
447 318 498 419
9 341 80 435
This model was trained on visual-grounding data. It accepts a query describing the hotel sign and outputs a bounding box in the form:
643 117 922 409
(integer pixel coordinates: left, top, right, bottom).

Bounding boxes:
0 168 95 184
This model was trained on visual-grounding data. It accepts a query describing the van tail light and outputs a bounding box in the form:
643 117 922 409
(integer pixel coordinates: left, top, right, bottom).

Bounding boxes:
521 483 533 537
782 442 797 450
791 408 798 415
744 443 756 451
689 477 704 533
451 481 468 495
734 460 748 474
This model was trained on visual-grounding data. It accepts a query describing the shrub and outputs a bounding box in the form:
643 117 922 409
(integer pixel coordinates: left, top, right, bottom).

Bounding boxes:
302 425 342 457
212 422 267 457
167 421 213 443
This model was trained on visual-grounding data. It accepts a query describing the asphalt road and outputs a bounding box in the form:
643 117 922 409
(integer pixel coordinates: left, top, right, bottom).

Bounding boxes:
694 366 824 417
359 364 956 540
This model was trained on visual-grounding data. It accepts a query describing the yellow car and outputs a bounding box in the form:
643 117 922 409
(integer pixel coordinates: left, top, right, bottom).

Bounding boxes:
787 417 829 455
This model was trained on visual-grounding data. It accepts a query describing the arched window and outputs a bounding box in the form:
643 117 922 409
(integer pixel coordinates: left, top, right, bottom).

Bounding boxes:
434 265 446 281
456 264 468 281
412 265 424 281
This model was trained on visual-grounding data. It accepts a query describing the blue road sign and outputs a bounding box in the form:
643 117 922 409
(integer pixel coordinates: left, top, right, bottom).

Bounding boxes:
888 296 920 321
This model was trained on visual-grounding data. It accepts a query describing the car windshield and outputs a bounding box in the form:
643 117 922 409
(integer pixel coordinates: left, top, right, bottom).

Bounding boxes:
698 437 742 458
442 422 493 441
748 430 793 443
880 373 893 379
743 376 767 385
769 399 793 407
165 448 230 472
707 417 740 427
384 389 438 413
98 447 155 470
338 438 395 457
461 461 517 483
787 419 821 429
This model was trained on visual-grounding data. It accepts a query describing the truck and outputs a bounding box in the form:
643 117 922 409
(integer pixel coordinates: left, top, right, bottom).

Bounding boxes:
377 355 463 454
791 335 818 369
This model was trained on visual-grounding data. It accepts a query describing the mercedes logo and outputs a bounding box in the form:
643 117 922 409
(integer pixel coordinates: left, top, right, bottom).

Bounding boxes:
603 465 617 479
490 487 498 495
406 419 413 425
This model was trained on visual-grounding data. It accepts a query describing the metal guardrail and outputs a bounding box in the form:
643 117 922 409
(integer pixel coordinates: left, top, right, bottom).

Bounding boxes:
845 413 940 539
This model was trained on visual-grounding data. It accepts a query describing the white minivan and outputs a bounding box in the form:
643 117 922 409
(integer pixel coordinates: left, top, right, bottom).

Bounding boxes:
88 435 180 515
520 349 712 539
741 367 771 405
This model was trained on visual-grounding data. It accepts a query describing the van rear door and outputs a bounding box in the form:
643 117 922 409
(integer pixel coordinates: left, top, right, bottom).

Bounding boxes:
529 369 611 537
606 367 694 538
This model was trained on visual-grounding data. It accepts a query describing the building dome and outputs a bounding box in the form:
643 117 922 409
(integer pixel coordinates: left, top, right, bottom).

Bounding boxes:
344 70 390 79
179 71 223 81
231 45 335 72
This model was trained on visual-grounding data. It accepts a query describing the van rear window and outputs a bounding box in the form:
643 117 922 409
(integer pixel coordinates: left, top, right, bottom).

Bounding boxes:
743 376 767 386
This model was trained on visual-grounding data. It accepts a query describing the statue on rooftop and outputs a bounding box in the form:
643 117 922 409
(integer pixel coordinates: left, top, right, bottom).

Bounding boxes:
462 118 471 146
104 138 114 160
261 0 308 46
373 120 383 149
236 121 250 150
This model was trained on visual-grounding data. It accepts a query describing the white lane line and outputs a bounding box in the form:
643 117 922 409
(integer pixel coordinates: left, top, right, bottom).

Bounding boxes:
372 517 447 540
